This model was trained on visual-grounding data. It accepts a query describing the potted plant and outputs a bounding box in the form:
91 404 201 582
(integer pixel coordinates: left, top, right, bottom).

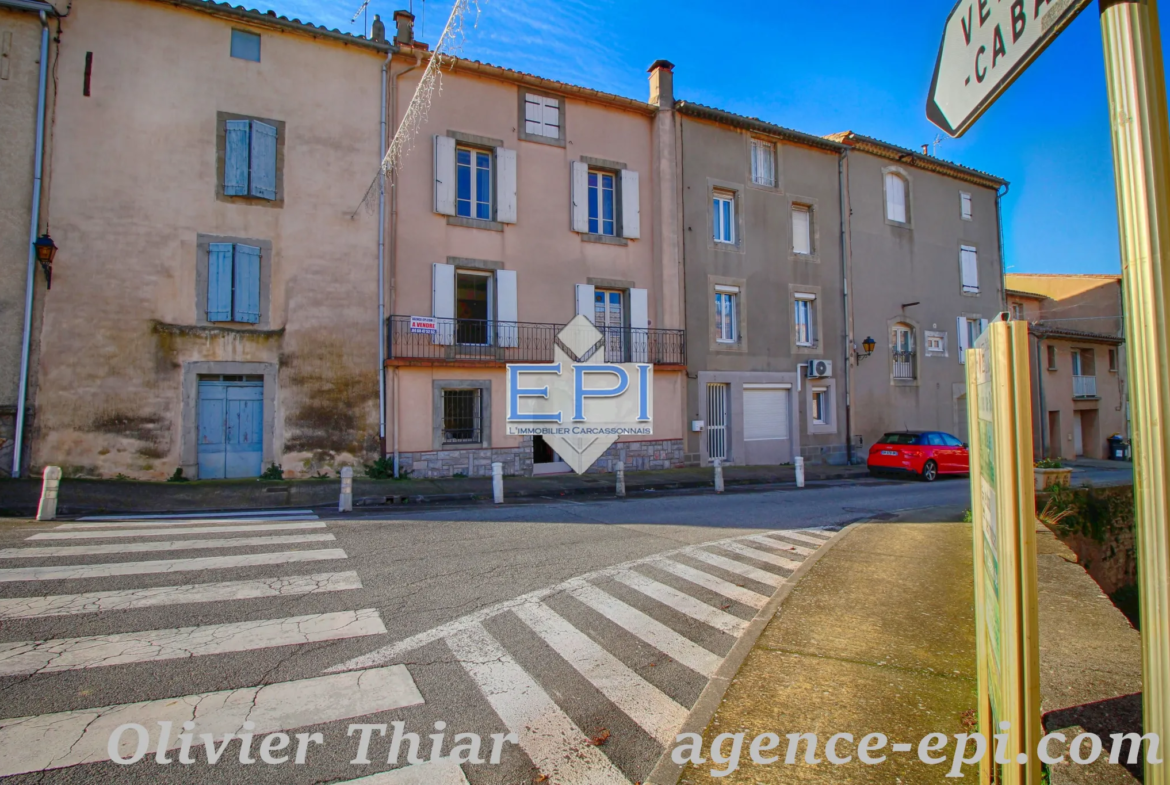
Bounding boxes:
1034 458 1072 491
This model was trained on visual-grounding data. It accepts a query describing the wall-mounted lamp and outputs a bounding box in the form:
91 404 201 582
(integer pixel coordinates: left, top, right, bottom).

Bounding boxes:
855 336 876 362
34 233 57 289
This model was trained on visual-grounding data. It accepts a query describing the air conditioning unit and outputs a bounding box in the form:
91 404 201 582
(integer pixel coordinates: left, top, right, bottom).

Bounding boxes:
807 359 833 378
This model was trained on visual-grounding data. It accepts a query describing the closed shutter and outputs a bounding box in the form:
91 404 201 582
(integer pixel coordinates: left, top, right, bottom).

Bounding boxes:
206 243 235 321
495 269 518 348
232 244 261 323
224 120 251 196
524 94 543 135
249 121 277 200
432 263 455 345
570 161 589 233
960 246 979 292
620 169 640 239
743 387 790 441
575 283 595 324
434 135 457 216
496 147 517 223
629 287 648 363
957 316 969 364
792 206 811 254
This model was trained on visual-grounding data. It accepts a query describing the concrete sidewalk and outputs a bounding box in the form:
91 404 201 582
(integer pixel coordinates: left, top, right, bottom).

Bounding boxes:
673 516 1143 784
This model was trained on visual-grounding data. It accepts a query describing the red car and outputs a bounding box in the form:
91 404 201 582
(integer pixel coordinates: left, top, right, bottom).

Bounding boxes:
867 431 969 482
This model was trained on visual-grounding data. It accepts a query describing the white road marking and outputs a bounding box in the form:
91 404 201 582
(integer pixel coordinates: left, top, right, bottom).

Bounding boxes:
714 541 802 571
331 761 471 784
77 509 316 521
568 583 721 678
682 549 785 588
0 571 363 619
29 522 327 540
0 664 422 777
0 549 347 582
0 609 385 676
777 530 833 545
447 624 630 785
748 534 815 556
647 558 769 609
611 570 748 636
55 517 318 529
0 533 335 559
513 602 687 745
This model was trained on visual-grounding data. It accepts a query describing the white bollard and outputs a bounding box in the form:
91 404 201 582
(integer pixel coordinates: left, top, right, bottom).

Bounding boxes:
795 456 805 488
713 457 724 493
616 461 626 497
339 466 353 512
36 466 62 521
492 461 504 504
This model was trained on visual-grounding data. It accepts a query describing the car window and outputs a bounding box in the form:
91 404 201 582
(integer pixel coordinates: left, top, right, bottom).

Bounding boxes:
942 434 964 447
926 433 945 446
878 433 919 445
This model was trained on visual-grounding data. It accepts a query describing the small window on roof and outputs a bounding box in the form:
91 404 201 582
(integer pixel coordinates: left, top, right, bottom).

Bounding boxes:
231 29 261 62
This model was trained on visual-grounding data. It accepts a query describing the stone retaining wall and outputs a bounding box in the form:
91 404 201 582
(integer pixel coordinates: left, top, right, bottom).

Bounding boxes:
397 438 686 479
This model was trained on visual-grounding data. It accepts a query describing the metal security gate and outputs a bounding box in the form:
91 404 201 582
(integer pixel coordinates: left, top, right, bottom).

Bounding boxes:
707 383 729 461
197 377 263 479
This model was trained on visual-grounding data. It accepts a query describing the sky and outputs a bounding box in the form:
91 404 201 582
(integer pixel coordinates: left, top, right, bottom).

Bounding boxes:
256 0 1122 276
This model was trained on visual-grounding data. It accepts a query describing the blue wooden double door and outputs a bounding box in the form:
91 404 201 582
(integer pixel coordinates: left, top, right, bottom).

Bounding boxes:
198 378 263 479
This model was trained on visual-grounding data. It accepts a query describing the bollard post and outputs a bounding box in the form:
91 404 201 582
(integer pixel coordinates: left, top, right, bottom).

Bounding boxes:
492 461 504 504
615 461 626 497
36 466 62 521
795 456 805 488
713 457 724 493
339 466 353 513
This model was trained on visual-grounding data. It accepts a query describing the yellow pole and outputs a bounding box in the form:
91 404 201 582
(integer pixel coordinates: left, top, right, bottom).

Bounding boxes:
1100 1 1170 782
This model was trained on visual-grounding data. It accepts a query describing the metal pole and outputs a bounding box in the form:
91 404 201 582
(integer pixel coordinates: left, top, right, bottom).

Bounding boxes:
1099 2 1170 779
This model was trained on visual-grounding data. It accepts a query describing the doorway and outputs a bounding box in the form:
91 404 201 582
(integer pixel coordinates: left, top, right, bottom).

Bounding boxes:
594 288 626 362
1073 412 1084 457
456 271 492 345
198 376 264 479
706 383 729 462
532 435 570 475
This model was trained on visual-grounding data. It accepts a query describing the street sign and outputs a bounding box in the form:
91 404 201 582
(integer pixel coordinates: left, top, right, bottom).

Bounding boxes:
927 0 1093 137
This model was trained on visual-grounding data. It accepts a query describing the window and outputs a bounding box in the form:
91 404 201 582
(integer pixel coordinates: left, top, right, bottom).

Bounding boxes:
524 93 560 138
812 387 829 425
595 288 626 360
588 170 616 236
713 191 735 244
715 287 738 343
884 172 908 223
1047 345 1057 370
224 119 277 200
751 139 775 187
206 243 261 324
926 333 946 354
967 317 983 347
230 29 260 62
1109 348 1118 372
791 205 812 255
960 191 973 220
442 389 482 445
794 294 816 346
455 270 492 345
1011 302 1024 320
960 245 979 293
456 147 492 220
892 323 915 380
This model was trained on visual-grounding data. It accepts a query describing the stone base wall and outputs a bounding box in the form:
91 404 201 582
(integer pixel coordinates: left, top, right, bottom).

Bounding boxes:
799 442 852 466
397 438 685 479
584 439 685 474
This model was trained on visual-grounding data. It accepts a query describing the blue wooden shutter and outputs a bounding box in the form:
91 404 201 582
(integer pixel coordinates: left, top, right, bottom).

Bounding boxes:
224 120 251 196
249 120 277 200
233 244 261 323
207 243 235 321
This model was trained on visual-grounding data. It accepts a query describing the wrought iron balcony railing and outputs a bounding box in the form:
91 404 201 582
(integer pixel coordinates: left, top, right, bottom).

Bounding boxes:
892 350 917 380
386 316 686 365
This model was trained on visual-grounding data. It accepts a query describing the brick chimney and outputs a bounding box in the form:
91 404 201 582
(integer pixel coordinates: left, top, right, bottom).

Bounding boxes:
648 60 675 109
393 10 414 46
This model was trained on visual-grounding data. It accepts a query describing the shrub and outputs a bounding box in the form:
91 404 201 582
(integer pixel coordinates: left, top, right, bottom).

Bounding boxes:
166 468 189 483
259 463 284 481
1035 458 1063 469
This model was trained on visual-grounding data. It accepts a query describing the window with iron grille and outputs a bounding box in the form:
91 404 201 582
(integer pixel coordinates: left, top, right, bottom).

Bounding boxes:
442 389 482 444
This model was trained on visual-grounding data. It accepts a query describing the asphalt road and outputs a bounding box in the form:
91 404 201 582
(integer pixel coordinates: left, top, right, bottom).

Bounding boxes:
0 470 1126 784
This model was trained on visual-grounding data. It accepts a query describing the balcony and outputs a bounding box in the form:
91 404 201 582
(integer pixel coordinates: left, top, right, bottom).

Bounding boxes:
385 316 686 367
892 350 916 381
1073 374 1098 399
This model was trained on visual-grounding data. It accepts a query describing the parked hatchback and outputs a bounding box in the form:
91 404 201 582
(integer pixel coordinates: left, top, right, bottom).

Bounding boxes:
867 431 969 482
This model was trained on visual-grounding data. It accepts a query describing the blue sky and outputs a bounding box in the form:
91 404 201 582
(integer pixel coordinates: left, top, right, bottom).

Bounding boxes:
264 0 1121 275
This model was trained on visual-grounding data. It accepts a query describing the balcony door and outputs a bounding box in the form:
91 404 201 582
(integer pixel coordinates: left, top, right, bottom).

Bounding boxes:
595 288 626 361
456 270 493 346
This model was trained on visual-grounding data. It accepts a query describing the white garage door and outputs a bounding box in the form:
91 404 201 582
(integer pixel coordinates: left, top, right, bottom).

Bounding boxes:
743 386 790 441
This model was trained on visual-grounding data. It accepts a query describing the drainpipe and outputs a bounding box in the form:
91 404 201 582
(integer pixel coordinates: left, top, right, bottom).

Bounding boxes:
12 11 51 478
378 55 388 460
995 182 1010 312
838 147 854 465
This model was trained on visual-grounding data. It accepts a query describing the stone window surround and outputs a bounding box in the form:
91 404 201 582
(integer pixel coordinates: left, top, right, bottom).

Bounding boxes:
181 361 278 479
707 177 746 254
790 284 822 356
887 315 921 387
708 274 748 354
194 233 274 329
517 87 566 148
925 329 949 358
747 136 782 192
881 164 912 229
215 111 286 207
444 130 506 232
806 376 838 435
788 194 820 262
432 380 491 451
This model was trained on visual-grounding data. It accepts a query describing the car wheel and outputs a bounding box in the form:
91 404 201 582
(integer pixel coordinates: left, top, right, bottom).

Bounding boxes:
922 460 938 482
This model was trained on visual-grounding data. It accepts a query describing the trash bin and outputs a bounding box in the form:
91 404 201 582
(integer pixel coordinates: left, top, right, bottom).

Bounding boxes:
1107 434 1125 461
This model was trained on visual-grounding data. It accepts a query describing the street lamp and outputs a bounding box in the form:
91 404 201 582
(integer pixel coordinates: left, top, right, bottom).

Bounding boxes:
34 233 57 290
856 335 876 361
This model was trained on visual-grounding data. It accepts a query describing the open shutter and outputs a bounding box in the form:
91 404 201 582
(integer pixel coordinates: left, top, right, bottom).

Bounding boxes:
957 316 969 364
249 121 277 200
629 287 649 363
232 244 261 323
496 147 517 224
570 161 589 233
207 243 235 321
496 269 518 348
224 120 251 196
575 283 595 324
432 263 455 345
434 135 456 216
620 169 640 239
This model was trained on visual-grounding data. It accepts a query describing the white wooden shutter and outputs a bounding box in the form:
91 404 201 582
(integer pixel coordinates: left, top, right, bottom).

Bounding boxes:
792 207 811 254
542 97 560 136
496 148 517 224
575 283 595 323
620 169 640 239
432 263 455 345
496 269 518 348
960 246 979 292
743 387 790 441
629 287 649 363
524 95 543 135
433 135 456 216
570 161 589 233
957 316 968 364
